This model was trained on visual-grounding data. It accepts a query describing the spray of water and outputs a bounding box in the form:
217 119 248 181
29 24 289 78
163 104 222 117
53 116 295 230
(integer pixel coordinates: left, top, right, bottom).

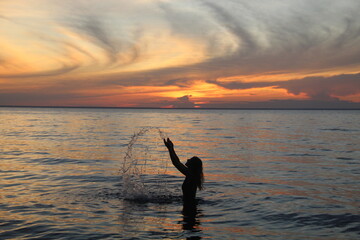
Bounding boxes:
120 127 174 202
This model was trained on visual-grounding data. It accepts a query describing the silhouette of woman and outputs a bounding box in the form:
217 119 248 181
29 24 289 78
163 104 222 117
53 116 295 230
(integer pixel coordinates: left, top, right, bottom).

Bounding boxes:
164 138 204 206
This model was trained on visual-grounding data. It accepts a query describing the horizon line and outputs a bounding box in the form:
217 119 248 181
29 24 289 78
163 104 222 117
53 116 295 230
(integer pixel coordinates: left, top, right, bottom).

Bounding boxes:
1 105 359 110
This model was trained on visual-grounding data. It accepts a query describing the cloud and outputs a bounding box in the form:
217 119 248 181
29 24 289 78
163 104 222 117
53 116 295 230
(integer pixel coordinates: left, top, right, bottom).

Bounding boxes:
1 0 360 107
59 2 143 67
0 80 125 107
0 91 82 106
275 73 360 100
158 1 239 58
3 0 360 79
196 0 360 75
209 73 360 101
132 95 196 108
96 0 360 89
0 64 79 79
163 95 195 108
67 15 119 64
175 95 194 107
198 99 360 109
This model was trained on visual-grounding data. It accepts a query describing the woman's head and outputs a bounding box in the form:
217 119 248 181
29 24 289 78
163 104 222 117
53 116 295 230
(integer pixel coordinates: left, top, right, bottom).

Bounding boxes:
186 156 204 190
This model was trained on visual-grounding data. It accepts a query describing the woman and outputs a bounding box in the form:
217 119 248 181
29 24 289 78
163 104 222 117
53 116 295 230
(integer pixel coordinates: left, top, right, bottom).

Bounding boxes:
164 138 204 205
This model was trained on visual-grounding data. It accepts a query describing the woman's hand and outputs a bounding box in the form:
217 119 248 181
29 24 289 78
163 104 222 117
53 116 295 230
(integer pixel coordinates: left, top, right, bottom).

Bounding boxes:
163 138 174 150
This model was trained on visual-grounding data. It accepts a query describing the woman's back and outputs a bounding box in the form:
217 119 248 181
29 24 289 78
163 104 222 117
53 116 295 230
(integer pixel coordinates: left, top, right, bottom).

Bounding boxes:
182 175 197 204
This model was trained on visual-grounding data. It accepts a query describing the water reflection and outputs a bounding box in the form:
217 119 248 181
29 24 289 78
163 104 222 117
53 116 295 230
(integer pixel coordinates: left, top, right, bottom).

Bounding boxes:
186 237 202 240
181 202 203 239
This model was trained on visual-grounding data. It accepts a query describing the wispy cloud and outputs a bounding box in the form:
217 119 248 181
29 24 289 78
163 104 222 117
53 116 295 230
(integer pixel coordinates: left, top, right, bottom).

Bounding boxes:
0 64 79 78
0 0 359 107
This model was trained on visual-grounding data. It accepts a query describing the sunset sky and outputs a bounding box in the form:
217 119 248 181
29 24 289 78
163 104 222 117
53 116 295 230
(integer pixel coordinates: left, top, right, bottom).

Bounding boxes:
1 0 360 108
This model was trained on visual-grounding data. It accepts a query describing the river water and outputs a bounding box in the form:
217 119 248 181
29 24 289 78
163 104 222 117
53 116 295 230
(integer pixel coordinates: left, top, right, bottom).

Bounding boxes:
0 107 359 239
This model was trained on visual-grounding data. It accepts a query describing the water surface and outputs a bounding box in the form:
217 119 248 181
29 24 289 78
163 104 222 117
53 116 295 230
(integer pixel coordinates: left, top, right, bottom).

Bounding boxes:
0 108 359 239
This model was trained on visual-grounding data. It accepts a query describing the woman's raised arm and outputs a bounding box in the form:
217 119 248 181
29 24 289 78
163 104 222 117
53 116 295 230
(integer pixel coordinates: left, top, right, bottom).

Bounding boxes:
164 138 189 176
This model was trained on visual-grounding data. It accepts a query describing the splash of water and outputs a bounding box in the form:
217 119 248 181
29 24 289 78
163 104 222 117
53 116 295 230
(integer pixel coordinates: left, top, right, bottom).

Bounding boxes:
120 127 173 202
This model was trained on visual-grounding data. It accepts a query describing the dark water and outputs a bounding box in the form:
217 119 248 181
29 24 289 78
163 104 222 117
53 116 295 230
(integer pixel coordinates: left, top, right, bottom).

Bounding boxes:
0 107 359 239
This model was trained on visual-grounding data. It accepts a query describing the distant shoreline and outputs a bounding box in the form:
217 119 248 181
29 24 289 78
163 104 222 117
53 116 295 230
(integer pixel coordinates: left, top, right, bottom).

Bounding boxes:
1 105 359 110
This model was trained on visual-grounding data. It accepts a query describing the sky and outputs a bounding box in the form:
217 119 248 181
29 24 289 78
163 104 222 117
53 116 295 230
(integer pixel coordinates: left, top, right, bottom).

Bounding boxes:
1 0 360 108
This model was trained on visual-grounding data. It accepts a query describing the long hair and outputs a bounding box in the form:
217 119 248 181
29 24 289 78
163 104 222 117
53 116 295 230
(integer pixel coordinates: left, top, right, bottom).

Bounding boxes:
189 156 204 190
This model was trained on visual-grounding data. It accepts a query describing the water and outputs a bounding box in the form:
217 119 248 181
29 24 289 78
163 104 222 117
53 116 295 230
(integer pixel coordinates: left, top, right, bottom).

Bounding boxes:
0 107 359 239
120 127 172 201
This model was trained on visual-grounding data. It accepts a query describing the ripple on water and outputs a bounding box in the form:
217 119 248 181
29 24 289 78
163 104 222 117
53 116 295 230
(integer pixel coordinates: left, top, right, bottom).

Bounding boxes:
1 108 359 239
263 213 360 233
0 220 25 230
320 128 359 132
206 128 224 131
336 157 355 161
29 157 90 165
